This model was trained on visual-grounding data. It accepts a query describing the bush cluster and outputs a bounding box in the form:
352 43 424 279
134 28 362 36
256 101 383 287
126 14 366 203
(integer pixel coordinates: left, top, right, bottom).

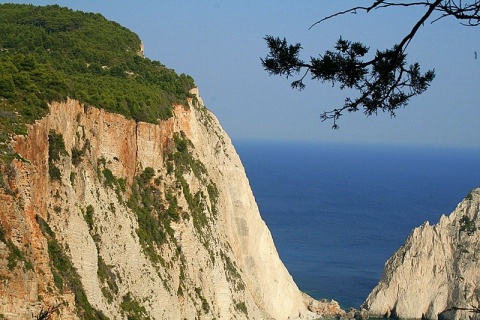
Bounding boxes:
127 167 174 264
459 215 477 236
48 130 66 181
120 292 151 320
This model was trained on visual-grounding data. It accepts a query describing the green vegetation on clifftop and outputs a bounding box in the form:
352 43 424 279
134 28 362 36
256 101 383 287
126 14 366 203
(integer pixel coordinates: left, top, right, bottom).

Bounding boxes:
0 4 195 162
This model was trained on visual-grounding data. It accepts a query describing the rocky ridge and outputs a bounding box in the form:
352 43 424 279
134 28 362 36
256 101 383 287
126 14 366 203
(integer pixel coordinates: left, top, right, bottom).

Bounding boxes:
362 187 480 320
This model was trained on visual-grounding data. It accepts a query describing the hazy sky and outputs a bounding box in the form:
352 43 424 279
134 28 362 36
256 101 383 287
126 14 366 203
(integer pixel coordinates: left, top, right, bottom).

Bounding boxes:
4 1 479 147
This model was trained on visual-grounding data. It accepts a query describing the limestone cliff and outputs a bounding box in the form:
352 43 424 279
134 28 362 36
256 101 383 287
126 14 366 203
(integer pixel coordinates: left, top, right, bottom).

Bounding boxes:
362 187 480 320
0 90 336 319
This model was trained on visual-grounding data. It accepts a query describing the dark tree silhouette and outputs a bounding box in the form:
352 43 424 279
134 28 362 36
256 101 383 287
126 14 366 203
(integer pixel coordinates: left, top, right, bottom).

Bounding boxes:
36 303 64 320
261 0 480 129
443 305 480 315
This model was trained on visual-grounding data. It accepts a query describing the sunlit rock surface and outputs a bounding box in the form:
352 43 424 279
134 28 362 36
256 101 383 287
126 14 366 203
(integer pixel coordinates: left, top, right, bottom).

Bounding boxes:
363 188 480 320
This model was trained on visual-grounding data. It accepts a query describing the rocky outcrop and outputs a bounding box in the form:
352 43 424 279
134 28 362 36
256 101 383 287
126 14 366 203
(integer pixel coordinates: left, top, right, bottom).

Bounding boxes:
303 293 344 318
362 187 480 320
0 90 339 319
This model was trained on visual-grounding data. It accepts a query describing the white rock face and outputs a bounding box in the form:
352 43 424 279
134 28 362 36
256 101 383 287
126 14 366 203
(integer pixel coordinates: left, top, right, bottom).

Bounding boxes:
1 90 332 319
362 187 480 320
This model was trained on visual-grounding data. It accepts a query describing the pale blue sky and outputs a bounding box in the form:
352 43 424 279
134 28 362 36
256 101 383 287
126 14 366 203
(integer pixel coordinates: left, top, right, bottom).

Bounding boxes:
4 1 479 147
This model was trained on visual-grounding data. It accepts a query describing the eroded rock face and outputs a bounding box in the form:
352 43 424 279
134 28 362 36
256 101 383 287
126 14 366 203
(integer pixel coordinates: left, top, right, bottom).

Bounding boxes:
0 91 326 319
362 188 480 320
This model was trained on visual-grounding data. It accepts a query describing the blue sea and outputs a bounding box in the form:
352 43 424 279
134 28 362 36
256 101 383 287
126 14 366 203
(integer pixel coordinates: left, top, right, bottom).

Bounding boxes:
234 140 480 309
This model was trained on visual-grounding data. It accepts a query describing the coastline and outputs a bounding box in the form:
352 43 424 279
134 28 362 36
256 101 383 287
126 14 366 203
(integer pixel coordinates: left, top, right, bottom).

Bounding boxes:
235 140 480 309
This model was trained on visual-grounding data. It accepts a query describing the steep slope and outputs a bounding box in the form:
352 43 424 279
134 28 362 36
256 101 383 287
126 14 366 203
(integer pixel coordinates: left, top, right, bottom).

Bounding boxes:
0 5 348 319
362 188 480 320
0 90 315 319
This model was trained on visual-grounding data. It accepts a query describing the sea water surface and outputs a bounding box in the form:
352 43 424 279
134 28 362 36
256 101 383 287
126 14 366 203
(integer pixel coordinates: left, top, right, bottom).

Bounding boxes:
234 140 480 309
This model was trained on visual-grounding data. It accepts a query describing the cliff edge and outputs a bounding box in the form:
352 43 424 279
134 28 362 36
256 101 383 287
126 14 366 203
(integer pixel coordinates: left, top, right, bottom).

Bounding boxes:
362 187 480 320
0 91 343 319
0 4 345 318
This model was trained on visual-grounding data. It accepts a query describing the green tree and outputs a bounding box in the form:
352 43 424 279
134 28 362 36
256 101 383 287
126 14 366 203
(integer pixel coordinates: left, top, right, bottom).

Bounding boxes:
262 0 479 128
0 73 16 99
